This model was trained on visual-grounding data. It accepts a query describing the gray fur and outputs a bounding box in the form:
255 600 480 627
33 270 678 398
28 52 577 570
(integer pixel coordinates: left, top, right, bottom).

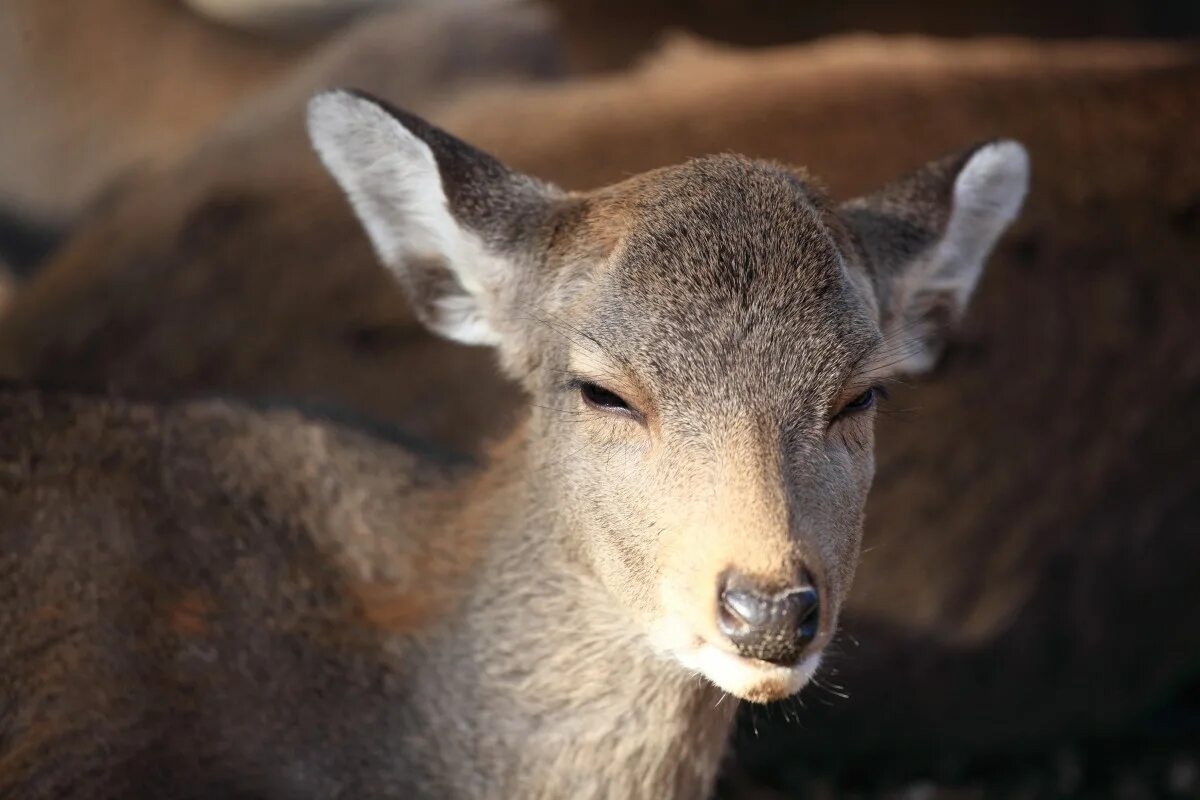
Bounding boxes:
0 97 1025 798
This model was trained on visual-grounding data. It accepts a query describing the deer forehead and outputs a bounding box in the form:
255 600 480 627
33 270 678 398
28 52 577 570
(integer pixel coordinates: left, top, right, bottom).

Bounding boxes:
555 163 880 413
591 156 850 289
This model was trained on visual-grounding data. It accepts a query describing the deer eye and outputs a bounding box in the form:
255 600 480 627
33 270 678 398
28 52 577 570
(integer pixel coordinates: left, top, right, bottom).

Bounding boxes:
579 381 634 416
836 386 886 418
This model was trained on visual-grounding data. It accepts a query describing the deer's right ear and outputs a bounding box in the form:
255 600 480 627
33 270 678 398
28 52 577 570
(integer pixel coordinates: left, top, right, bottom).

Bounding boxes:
307 90 558 348
840 141 1029 375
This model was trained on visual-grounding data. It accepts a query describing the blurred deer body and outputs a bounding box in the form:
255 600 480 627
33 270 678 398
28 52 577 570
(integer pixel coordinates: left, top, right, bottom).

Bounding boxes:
0 0 556 227
183 0 405 33
0 91 1025 797
0 0 300 223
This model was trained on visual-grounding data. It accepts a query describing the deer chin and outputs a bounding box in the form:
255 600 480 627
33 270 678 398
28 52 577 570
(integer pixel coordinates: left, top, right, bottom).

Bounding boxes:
650 620 822 703
683 641 822 703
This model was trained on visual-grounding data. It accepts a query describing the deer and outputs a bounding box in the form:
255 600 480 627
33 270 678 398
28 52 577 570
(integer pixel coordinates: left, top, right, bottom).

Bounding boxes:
2 37 1194 785
0 88 1027 798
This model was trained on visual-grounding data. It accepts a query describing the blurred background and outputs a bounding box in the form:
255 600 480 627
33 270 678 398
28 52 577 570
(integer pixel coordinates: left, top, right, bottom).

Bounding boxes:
1 1 1198 797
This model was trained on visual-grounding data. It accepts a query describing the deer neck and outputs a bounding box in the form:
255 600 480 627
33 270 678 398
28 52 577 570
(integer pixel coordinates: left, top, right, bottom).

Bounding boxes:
396 419 740 799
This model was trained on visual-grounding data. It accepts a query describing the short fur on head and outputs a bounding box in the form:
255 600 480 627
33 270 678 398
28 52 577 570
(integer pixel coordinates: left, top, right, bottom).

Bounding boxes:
309 89 1028 701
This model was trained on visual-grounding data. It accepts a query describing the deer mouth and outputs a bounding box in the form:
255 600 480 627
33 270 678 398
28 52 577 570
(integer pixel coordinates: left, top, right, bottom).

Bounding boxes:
666 634 824 703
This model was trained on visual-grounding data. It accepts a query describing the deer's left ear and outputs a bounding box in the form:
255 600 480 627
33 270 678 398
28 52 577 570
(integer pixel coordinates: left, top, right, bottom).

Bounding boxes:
306 90 562 352
840 140 1030 375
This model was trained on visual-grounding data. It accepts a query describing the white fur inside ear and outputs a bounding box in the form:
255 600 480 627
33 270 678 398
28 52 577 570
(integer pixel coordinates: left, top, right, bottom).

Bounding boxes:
877 140 1029 376
306 90 499 345
932 140 1031 309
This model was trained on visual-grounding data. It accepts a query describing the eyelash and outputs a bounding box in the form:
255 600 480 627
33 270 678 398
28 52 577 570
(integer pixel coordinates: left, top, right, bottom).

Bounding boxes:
574 380 645 424
579 381 630 411
835 385 887 419
571 378 883 427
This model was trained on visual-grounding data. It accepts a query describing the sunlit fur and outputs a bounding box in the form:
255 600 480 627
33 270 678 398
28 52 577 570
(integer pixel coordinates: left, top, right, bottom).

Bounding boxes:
0 96 1024 799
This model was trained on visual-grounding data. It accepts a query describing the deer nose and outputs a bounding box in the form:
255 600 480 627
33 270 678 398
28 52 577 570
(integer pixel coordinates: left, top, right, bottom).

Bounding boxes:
717 574 820 666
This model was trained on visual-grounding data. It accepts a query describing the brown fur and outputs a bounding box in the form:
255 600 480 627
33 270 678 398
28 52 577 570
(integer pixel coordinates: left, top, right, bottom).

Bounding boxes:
0 0 302 221
545 0 1200 71
181 0 399 34
0 89 1012 795
2 33 1195 773
0 0 560 223
0 262 12 315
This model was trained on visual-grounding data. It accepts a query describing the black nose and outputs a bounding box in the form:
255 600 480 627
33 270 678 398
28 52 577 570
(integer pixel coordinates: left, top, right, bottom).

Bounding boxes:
717 574 820 665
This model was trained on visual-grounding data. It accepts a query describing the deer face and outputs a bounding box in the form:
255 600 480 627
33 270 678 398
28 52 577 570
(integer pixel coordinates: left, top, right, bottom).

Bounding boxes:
308 91 1028 702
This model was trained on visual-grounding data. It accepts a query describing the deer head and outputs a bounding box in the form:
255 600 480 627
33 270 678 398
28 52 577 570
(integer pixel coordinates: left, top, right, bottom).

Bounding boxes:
308 90 1027 702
